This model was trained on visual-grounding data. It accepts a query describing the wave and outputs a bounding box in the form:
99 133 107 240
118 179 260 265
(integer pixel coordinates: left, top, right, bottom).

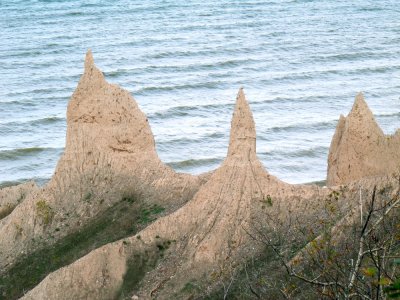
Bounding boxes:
148 50 206 59
5 50 42 58
258 94 330 105
30 116 64 126
65 11 84 17
150 103 231 119
0 116 65 128
0 147 62 161
0 100 37 107
157 132 225 146
167 157 222 169
260 145 328 159
259 120 337 136
137 81 226 94
2 87 71 100
375 111 400 118
104 69 132 78
311 51 393 62
358 7 385 12
285 146 329 158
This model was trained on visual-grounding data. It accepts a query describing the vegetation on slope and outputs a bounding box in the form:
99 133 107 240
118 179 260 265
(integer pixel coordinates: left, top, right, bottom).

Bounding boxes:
0 194 167 299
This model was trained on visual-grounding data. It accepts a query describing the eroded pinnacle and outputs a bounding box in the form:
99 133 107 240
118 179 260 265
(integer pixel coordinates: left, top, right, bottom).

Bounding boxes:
227 88 257 159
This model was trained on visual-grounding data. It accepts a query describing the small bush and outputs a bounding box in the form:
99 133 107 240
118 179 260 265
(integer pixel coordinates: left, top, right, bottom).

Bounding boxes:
83 192 92 202
261 195 273 207
122 194 136 203
36 200 54 225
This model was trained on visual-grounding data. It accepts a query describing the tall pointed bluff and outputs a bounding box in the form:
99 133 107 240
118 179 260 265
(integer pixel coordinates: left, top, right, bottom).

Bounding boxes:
22 89 353 300
52 50 206 203
0 51 208 279
327 93 400 186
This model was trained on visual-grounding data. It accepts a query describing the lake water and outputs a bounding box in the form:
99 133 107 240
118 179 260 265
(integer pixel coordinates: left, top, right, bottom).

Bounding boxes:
1 0 399 187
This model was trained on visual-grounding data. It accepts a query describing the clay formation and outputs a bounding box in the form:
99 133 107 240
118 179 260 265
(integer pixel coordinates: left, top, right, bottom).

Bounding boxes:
327 93 400 186
23 89 346 300
0 51 207 274
2 53 398 300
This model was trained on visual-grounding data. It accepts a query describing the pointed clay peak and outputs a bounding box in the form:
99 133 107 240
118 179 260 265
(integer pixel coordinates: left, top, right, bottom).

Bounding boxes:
347 92 384 136
326 92 398 186
65 49 156 154
227 88 257 160
81 49 105 84
84 49 94 70
354 92 366 106
349 92 374 119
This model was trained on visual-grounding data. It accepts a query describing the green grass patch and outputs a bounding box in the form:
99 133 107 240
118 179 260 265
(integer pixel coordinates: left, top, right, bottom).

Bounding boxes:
36 200 54 225
139 204 165 225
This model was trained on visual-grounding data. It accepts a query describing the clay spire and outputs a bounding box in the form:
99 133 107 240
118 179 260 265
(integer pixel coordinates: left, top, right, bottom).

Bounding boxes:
227 88 257 160
350 92 372 115
348 92 384 136
84 49 94 70
76 49 107 93
327 93 399 186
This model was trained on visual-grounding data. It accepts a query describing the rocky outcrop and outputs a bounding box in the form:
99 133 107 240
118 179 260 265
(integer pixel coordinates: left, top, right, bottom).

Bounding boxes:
327 93 400 186
0 51 207 279
23 89 352 300
0 181 38 220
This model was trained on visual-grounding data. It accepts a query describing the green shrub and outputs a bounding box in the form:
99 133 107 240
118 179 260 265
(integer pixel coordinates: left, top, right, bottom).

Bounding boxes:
261 194 273 207
36 200 54 225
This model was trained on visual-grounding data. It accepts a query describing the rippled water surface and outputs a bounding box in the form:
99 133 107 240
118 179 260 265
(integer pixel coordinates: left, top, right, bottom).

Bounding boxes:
1 0 399 186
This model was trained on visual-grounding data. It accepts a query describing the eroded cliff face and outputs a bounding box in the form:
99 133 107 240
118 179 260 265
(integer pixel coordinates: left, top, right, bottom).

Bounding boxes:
22 89 350 300
0 51 207 280
327 93 400 186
